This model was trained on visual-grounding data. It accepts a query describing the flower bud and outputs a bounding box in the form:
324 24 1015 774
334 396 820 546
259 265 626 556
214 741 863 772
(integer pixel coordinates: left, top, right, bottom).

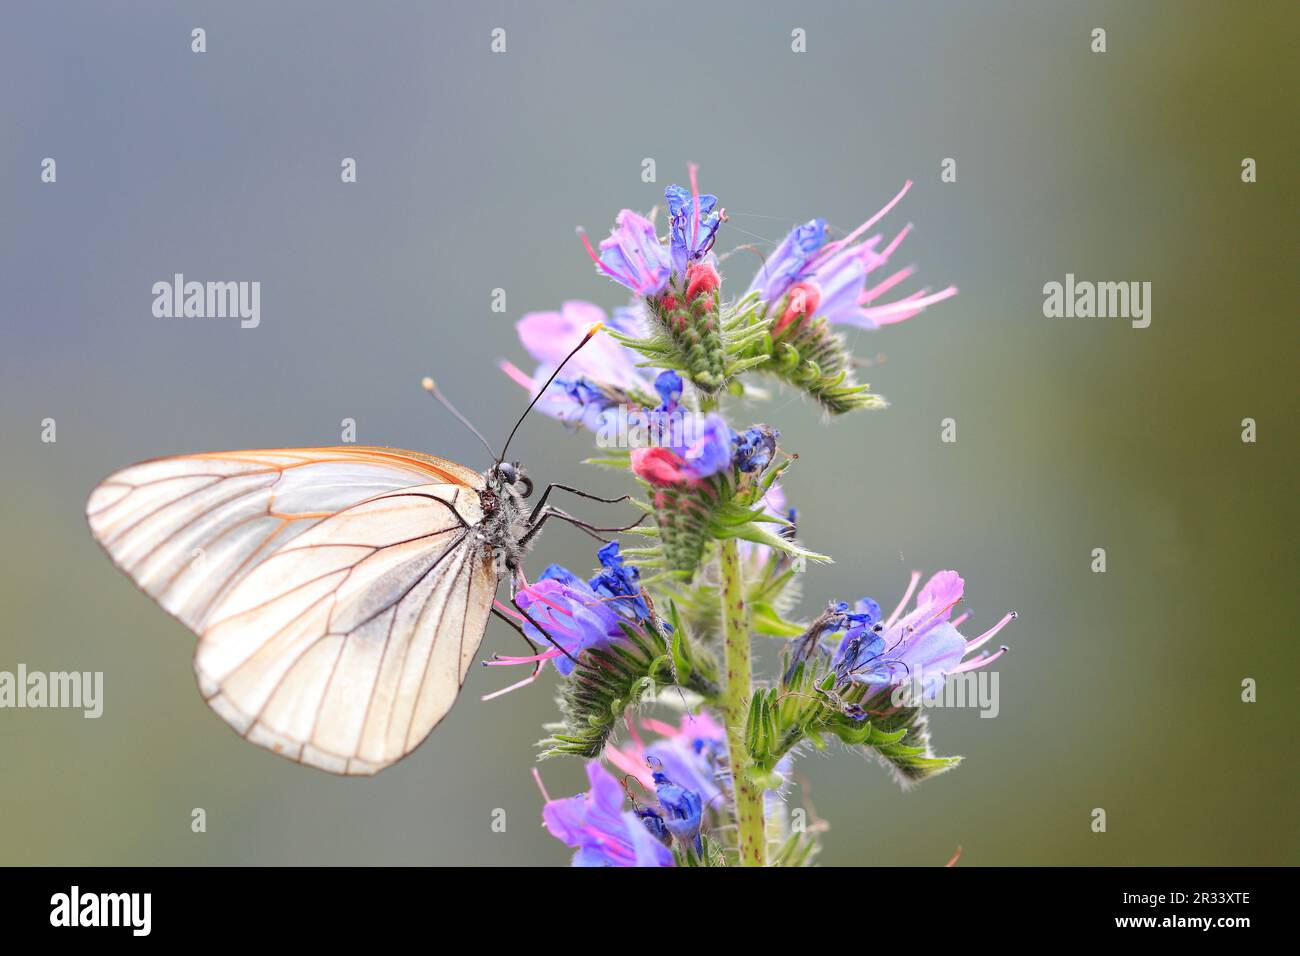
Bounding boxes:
685 261 721 302
631 446 690 486
773 280 822 337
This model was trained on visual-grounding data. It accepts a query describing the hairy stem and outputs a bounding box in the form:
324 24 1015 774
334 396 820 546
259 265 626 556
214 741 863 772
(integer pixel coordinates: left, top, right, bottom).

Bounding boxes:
719 537 765 866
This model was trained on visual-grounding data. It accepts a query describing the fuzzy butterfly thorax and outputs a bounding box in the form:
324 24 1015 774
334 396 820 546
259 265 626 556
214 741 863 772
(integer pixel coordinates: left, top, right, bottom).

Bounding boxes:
477 462 535 572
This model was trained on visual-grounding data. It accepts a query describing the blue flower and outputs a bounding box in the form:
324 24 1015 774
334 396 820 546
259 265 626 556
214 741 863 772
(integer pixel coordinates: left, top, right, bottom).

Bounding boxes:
666 183 723 277
588 541 650 623
653 369 683 412
650 760 704 856
832 626 889 689
746 218 827 302
548 375 620 432
732 425 779 473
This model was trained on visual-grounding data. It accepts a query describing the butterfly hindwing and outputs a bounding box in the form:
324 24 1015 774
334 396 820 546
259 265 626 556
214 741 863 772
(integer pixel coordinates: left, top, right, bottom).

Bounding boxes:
86 447 499 774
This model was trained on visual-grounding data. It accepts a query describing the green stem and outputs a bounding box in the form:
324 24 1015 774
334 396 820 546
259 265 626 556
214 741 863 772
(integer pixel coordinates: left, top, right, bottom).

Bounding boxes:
719 537 765 866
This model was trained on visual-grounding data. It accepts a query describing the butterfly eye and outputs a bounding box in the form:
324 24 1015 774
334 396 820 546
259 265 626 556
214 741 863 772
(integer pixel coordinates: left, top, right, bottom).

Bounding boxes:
495 462 518 485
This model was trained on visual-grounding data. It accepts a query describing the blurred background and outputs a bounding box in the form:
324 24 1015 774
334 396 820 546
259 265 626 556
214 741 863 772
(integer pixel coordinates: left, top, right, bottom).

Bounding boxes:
1 1 1295 866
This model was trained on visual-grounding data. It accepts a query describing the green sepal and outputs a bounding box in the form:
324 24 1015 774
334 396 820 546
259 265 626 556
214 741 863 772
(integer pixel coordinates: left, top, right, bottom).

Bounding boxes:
724 294 886 415
537 605 719 760
742 651 962 787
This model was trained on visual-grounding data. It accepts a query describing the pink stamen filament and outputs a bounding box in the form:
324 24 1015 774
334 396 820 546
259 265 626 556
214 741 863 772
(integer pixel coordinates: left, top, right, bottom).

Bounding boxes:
861 266 915 305
885 570 923 628
493 599 524 620
531 767 552 803
861 285 959 319
485 648 562 666
639 717 680 737
964 611 1018 653
812 180 913 267
481 668 544 702
497 360 535 392
951 644 1009 673
877 223 912 263
688 162 702 252
605 744 655 788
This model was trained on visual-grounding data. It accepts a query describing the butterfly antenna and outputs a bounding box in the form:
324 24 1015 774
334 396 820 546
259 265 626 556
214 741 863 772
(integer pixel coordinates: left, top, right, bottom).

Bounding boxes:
421 376 499 461
497 322 603 465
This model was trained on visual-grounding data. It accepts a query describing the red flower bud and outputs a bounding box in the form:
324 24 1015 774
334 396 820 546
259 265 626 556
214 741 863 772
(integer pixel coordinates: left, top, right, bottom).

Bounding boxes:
685 261 721 301
773 280 821 336
631 446 689 486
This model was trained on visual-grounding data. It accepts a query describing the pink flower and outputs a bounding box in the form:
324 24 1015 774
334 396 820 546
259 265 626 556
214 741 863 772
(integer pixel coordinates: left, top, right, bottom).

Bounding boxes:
833 570 1015 695
499 301 654 431
580 210 672 297
747 181 957 330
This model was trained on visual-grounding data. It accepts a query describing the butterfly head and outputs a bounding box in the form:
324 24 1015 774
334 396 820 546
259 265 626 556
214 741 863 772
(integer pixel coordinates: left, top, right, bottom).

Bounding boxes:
490 460 533 498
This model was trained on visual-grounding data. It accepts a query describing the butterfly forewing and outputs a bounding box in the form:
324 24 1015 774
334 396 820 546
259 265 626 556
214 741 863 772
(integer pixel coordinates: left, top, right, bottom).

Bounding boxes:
86 447 499 775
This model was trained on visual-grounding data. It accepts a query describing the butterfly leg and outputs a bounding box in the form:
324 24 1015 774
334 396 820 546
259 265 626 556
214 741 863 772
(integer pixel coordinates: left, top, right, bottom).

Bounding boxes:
528 483 632 524
490 605 541 657
518 507 647 549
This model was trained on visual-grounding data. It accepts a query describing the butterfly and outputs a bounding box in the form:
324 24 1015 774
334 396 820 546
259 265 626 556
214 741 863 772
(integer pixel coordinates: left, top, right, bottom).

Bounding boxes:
85 326 621 775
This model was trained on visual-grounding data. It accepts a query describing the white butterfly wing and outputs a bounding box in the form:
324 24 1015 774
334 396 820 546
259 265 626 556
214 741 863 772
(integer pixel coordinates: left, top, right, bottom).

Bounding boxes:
87 447 499 774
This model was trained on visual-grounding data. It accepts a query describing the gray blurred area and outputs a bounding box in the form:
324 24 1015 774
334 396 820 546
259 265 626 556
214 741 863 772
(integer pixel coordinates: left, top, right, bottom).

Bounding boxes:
1 1 1295 865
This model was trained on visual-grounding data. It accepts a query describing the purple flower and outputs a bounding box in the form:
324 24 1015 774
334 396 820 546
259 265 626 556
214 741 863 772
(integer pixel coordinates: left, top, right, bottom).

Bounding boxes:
831 571 1015 696
486 543 652 692
746 181 957 330
500 301 654 431
541 761 674 867
581 210 672 297
665 174 723 277
515 573 626 676
515 301 645 383
607 713 728 807
630 411 738 487
607 713 793 817
681 412 735 479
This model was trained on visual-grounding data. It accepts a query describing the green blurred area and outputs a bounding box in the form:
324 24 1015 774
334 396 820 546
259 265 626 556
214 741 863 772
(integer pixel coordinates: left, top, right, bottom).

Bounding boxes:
1 1 1295 866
